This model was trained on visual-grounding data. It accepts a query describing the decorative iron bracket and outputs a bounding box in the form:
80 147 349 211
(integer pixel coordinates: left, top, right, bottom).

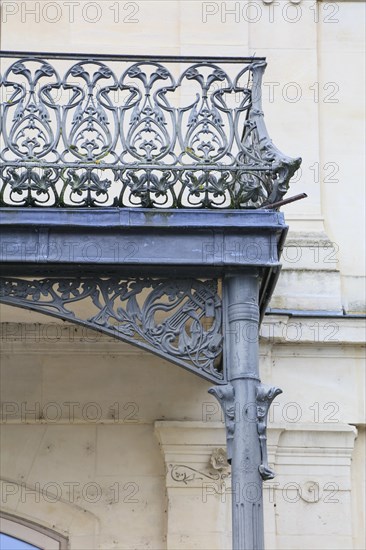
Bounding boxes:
209 382 283 476
0 276 224 383
256 384 283 480
208 383 235 462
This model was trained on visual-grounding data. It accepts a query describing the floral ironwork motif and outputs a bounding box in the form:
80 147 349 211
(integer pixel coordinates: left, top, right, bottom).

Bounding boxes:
0 276 223 382
0 54 301 208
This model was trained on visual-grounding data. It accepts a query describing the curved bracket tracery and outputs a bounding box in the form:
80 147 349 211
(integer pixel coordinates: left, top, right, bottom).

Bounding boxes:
0 276 224 383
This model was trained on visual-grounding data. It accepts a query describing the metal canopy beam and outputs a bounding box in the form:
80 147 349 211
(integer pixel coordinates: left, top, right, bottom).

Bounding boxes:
0 208 286 318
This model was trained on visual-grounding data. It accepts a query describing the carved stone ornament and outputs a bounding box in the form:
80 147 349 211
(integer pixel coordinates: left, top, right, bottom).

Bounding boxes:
169 449 231 490
210 447 230 471
170 463 231 489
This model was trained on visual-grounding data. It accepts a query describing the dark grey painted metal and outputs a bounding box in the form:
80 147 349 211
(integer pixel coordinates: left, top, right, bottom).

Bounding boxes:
210 274 281 550
0 276 223 383
0 208 287 324
0 205 287 227
0 209 286 265
0 52 301 208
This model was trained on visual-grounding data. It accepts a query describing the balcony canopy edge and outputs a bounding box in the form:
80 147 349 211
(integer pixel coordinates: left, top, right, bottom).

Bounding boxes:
0 207 285 230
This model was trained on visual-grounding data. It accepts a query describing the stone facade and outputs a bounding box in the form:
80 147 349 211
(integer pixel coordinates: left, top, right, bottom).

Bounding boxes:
0 1 365 548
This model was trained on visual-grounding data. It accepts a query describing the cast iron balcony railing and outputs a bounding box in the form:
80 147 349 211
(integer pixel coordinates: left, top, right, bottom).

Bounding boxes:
0 52 301 208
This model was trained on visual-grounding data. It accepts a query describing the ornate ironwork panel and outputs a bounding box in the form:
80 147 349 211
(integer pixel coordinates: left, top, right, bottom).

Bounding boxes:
0 52 301 209
0 276 224 382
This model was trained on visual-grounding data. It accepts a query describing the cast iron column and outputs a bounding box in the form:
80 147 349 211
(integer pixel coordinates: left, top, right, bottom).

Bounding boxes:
210 273 281 550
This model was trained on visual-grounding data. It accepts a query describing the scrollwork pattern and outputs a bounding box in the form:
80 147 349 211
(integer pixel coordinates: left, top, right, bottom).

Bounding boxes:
0 55 301 208
170 464 230 486
0 277 223 381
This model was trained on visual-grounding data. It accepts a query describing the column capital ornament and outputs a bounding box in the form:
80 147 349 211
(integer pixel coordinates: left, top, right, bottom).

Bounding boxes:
208 384 235 463
256 384 283 480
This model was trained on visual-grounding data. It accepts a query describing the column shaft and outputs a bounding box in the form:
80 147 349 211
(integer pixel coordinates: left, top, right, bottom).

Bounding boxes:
225 273 264 550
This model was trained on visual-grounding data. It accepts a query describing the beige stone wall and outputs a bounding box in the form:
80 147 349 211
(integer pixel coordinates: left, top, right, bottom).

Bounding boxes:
0 321 364 548
0 1 365 549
